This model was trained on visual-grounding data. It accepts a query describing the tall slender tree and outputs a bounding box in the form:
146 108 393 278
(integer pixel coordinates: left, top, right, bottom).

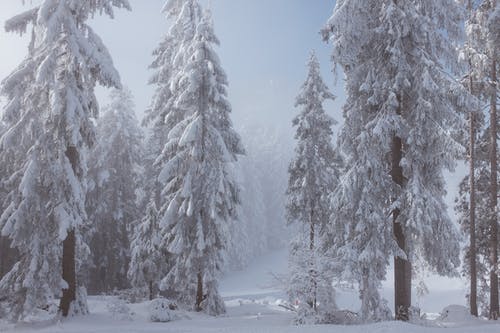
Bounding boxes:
0 0 129 320
286 52 340 324
128 198 165 300
324 0 470 321
142 0 202 211
157 9 244 315
487 0 499 319
86 88 143 294
0 121 17 282
456 0 500 319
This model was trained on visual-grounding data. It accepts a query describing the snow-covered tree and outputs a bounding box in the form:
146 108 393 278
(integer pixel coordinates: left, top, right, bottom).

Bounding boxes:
323 0 471 321
157 9 244 315
128 199 166 300
0 120 17 282
0 0 129 320
142 0 203 211
286 52 340 324
457 0 500 319
86 88 143 294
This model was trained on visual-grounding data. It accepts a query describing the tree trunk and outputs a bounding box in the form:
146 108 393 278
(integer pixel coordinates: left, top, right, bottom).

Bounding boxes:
489 54 499 320
59 229 76 317
59 146 79 317
149 280 154 301
309 208 317 311
392 101 411 320
466 16 478 313
196 272 203 312
469 111 478 317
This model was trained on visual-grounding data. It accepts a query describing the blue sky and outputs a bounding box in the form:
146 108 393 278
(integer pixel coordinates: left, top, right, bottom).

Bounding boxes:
0 1 344 130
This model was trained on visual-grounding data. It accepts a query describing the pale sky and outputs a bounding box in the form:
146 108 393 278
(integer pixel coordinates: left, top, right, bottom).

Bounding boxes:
0 0 344 132
0 0 464 219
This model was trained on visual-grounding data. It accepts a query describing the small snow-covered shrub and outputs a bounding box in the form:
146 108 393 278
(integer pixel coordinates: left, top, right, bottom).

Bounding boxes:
319 309 360 325
438 305 473 323
106 298 133 321
148 298 178 322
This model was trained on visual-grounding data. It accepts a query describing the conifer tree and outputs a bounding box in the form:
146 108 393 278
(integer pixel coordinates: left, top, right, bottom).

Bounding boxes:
457 0 500 319
128 199 165 300
86 88 143 294
0 0 129 320
286 52 340 324
157 9 244 315
142 0 202 211
323 0 470 321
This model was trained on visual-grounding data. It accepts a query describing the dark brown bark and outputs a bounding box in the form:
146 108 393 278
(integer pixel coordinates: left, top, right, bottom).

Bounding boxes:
196 272 203 312
489 54 499 320
309 208 317 311
59 229 76 317
469 111 478 317
149 280 154 301
0 236 15 280
392 95 411 321
59 146 79 317
466 14 479 313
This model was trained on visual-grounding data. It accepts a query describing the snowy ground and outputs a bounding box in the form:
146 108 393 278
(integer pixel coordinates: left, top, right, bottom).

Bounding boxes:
1 249 500 333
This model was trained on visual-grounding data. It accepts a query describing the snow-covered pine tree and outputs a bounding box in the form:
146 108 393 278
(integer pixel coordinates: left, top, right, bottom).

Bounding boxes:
135 0 203 303
142 0 202 212
457 0 500 319
128 198 165 300
86 88 143 294
157 8 244 315
0 0 129 320
286 52 340 324
0 120 17 282
323 0 471 321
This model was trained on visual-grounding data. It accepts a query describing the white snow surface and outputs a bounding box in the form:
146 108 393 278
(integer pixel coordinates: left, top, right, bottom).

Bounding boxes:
1 250 499 333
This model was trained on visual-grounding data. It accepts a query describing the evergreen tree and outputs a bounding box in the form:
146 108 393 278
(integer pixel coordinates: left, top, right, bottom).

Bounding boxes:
0 121 17 282
457 0 500 319
286 52 340 324
157 9 244 315
128 199 165 300
86 88 143 294
142 0 202 211
0 0 129 320
323 0 470 321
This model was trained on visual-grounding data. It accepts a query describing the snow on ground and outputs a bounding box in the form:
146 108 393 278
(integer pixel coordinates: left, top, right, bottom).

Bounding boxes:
1 249 499 333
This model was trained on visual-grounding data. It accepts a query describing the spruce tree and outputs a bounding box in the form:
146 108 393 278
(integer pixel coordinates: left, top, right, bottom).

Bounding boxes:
323 0 470 321
86 88 143 294
457 0 500 319
286 52 340 324
157 9 244 315
0 0 129 320
142 0 202 211
128 199 165 300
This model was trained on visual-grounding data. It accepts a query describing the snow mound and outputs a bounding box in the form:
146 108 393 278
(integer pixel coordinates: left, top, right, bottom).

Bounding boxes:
148 298 179 322
437 305 472 322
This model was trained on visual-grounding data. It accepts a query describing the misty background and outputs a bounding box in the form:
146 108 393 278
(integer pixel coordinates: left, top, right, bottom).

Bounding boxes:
0 0 464 261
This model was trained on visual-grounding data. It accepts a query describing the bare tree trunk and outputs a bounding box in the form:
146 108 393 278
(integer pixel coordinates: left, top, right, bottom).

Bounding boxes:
470 111 478 317
149 280 154 301
196 272 203 312
392 95 411 321
59 146 79 317
309 208 317 311
59 229 76 317
489 54 499 320
466 10 478 312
